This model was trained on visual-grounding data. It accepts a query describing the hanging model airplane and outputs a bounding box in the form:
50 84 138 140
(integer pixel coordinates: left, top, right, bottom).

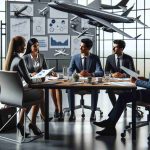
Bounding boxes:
99 0 129 11
54 49 69 56
72 28 94 38
48 0 147 39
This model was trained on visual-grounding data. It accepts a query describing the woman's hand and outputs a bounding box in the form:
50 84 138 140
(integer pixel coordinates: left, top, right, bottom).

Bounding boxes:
31 72 36 77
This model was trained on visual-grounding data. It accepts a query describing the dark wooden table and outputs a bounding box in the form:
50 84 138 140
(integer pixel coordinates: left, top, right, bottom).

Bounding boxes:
29 79 137 140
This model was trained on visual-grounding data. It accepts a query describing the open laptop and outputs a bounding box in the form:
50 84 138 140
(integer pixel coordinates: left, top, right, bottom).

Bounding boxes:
121 66 139 79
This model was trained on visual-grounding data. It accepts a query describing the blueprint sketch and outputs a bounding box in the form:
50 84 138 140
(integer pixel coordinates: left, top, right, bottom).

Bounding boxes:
33 17 45 35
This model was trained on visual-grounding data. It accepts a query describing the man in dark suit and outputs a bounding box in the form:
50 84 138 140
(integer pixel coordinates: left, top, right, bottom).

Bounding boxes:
67 38 104 121
105 40 135 106
93 77 150 136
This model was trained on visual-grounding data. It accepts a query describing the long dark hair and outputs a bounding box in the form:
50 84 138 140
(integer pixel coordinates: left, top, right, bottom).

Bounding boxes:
24 38 39 55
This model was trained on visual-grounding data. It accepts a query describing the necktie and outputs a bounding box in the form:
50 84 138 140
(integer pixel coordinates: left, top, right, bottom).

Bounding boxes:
117 57 120 72
83 57 87 70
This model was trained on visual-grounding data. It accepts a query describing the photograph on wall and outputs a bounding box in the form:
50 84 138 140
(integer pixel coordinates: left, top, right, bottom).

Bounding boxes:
31 36 48 51
47 18 68 34
50 7 68 18
71 36 93 56
33 17 45 35
10 18 30 41
49 35 70 48
10 3 34 16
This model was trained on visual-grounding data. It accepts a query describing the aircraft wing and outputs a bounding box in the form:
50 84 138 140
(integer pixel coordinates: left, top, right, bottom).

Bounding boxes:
85 14 136 39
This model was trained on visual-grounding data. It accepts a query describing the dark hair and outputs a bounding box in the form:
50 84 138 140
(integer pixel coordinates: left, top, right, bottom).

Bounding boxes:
24 38 39 55
113 40 126 49
81 38 93 50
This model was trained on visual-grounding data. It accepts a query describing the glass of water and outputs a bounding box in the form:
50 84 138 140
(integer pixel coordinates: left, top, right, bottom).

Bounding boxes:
104 71 111 82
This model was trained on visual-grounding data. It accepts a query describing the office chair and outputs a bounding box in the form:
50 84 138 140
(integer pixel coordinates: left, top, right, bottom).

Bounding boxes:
0 71 42 143
63 90 103 118
121 101 150 141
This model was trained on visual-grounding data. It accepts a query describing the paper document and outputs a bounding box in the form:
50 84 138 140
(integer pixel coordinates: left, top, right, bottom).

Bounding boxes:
121 66 139 79
31 67 55 79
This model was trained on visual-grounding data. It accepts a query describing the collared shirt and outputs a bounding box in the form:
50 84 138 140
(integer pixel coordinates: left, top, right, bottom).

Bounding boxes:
81 53 90 69
115 53 123 69
30 54 40 72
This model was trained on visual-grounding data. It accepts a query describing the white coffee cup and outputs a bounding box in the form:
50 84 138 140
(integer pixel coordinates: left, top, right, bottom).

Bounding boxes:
58 74 63 79
95 77 102 83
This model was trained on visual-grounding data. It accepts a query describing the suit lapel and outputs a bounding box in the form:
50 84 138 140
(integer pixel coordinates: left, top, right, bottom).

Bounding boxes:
78 55 83 70
112 54 117 69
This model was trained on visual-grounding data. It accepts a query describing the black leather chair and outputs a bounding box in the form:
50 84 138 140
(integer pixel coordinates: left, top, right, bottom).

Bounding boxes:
0 71 41 143
121 101 150 141
63 90 103 118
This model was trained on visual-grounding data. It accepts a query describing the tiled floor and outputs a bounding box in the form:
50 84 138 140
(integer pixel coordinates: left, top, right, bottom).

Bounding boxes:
0 90 150 150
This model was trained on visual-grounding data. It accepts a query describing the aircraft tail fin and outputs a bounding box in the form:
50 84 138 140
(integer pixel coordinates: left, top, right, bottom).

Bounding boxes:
87 0 101 10
116 0 129 7
121 4 134 16
134 15 148 27
134 34 141 39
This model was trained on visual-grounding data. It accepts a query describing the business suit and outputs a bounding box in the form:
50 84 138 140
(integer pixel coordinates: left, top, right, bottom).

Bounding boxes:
68 53 104 113
105 53 135 74
108 79 150 124
105 53 135 106
23 53 47 73
10 52 44 102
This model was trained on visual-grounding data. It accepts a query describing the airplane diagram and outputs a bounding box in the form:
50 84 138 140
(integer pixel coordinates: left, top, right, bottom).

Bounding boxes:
14 5 28 17
38 6 49 16
54 49 69 56
48 0 147 39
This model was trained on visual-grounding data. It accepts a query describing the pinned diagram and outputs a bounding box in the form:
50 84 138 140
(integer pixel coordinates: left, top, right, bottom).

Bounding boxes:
33 17 45 35
54 48 69 56
48 19 68 34
38 6 49 16
10 3 33 17
10 18 30 41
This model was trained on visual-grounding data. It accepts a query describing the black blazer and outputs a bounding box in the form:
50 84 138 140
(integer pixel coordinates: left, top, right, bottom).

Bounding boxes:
23 53 47 73
105 53 135 75
10 53 32 84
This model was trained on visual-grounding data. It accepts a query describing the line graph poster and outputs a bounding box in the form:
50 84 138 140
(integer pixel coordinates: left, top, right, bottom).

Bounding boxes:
10 18 30 41
49 35 70 48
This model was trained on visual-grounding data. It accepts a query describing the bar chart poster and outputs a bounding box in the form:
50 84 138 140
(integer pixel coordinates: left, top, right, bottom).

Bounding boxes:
49 35 70 48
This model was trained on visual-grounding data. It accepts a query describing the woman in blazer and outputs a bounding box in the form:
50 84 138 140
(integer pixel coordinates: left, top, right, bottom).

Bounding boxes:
4 36 44 137
23 38 63 121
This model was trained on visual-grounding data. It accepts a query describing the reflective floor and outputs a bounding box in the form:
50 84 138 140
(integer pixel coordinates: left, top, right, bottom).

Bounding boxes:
0 90 150 150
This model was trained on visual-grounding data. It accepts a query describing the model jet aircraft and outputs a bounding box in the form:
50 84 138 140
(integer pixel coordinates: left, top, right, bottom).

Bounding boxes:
14 5 28 17
38 7 49 16
48 0 147 39
100 0 129 11
72 28 94 38
54 49 69 56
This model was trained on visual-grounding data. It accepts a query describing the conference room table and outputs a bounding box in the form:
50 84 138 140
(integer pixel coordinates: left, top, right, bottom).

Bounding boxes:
29 77 137 140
